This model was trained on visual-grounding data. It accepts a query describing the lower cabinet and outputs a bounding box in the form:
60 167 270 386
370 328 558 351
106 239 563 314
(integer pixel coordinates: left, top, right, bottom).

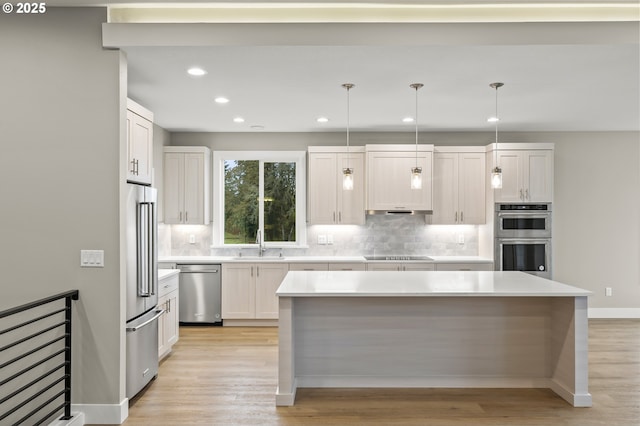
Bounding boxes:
158 273 179 360
435 262 494 271
222 263 288 320
367 262 435 271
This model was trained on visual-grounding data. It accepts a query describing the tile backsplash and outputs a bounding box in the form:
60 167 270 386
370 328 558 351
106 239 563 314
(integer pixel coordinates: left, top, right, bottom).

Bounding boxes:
160 215 478 257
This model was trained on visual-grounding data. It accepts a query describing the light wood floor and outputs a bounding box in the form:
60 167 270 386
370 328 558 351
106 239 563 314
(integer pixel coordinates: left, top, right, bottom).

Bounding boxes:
113 320 639 426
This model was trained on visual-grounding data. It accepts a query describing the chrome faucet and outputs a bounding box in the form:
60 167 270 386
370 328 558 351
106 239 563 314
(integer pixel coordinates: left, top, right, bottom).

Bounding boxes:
256 229 266 256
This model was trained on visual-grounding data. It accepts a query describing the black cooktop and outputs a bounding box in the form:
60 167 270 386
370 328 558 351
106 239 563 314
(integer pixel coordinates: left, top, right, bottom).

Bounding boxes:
364 255 433 261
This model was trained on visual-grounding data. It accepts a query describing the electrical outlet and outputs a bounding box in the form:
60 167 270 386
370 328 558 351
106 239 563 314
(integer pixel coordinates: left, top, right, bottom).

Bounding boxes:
457 234 465 244
605 287 612 297
317 235 327 245
189 234 196 244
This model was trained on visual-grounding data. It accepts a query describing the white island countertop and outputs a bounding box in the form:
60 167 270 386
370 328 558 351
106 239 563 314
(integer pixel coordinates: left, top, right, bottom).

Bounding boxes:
276 270 591 298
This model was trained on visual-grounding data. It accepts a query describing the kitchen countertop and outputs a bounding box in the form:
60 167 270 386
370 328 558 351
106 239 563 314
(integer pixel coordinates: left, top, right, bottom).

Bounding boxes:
276 270 591 297
158 269 180 280
159 255 493 264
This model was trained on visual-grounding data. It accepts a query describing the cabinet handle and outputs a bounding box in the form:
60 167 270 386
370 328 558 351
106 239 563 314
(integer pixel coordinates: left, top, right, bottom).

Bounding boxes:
251 266 253 277
460 211 464 223
257 266 260 277
339 212 342 223
130 159 136 174
179 211 182 222
455 212 458 223
185 211 188 222
135 159 139 175
525 189 529 200
520 189 524 201
333 212 336 223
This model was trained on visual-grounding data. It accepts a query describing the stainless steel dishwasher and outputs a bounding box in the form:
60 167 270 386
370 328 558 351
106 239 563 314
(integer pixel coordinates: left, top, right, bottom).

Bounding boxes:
178 264 222 325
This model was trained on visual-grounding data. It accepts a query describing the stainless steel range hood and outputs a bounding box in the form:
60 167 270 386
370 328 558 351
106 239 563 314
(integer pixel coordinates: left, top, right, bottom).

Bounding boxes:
366 209 433 215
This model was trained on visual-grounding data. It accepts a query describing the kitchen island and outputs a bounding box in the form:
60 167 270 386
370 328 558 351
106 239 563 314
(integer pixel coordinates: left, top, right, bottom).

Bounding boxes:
275 271 591 407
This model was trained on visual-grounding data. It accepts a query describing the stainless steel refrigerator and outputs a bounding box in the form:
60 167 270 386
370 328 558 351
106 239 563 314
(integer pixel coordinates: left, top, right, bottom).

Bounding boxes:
125 184 162 399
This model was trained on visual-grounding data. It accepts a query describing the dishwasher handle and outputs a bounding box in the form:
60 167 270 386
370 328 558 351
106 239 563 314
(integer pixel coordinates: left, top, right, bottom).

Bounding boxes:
179 269 219 274
178 264 221 274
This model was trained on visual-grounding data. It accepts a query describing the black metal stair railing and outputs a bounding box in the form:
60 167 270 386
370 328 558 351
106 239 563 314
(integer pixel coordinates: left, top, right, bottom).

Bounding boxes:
0 290 79 425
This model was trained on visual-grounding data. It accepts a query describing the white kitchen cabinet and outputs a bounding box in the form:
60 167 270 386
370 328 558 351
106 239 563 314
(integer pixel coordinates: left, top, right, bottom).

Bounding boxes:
328 263 366 271
308 147 365 225
126 99 153 185
367 262 435 272
163 146 211 224
491 146 553 203
158 273 179 360
433 149 485 224
289 263 329 271
435 262 494 271
222 263 288 320
366 144 433 212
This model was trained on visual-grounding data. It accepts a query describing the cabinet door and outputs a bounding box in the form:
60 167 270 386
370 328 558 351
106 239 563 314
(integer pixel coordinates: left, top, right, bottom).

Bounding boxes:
367 151 432 211
432 153 458 224
435 262 493 271
222 264 255 319
458 152 486 224
367 263 402 271
308 153 338 224
494 151 524 202
328 263 366 271
524 151 553 202
183 153 206 224
157 294 168 358
402 263 435 271
165 290 179 347
289 263 329 271
255 264 289 319
337 152 365 225
163 152 184 224
127 111 153 185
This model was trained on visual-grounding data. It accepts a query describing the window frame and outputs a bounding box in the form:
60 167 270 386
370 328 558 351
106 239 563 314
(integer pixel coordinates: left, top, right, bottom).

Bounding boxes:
212 150 307 248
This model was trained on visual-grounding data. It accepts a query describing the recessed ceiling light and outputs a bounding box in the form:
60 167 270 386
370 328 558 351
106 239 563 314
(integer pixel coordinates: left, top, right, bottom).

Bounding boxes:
487 117 500 122
214 97 229 104
402 117 414 123
317 117 329 123
233 117 245 123
187 67 207 76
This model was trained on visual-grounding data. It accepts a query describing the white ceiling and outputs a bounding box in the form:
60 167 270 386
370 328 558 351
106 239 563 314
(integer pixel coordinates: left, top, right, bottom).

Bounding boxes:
125 42 639 133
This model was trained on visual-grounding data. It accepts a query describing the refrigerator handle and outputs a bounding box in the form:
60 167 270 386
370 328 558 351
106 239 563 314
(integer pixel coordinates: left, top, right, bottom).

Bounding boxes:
148 201 158 296
138 202 151 297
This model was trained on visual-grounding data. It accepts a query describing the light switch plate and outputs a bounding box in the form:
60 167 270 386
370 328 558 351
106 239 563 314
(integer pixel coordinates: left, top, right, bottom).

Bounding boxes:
327 235 334 244
81 250 104 268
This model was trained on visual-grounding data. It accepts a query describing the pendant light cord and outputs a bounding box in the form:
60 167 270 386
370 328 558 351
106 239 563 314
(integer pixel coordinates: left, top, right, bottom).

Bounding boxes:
494 85 498 166
342 83 354 170
415 85 418 167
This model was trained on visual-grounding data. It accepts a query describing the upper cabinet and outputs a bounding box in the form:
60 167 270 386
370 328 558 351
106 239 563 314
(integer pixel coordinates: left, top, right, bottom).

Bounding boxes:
163 146 211 225
490 144 554 203
126 99 153 185
308 147 365 225
366 144 433 212
433 148 486 224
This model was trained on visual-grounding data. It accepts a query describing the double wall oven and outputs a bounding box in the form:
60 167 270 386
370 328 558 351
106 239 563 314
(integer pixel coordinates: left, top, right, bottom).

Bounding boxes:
495 203 552 279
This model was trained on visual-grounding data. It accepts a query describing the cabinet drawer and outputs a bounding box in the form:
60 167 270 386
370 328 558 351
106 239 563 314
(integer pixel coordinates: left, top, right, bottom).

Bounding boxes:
329 263 366 271
289 263 329 271
435 262 494 271
159 274 179 296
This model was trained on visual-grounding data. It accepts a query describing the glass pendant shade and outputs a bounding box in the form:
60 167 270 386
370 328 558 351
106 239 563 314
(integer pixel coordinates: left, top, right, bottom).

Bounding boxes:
491 166 503 189
343 168 354 191
411 167 423 190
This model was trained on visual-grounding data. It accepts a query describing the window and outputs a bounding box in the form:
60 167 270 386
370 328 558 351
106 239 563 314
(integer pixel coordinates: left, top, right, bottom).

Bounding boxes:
213 151 306 247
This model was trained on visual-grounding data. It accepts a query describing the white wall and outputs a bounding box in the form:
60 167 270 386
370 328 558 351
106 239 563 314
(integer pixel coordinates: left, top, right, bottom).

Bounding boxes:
171 130 640 312
0 6 126 418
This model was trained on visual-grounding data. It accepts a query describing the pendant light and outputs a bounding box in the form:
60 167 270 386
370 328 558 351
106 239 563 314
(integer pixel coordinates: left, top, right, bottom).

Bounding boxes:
410 83 424 190
342 83 355 191
490 82 504 189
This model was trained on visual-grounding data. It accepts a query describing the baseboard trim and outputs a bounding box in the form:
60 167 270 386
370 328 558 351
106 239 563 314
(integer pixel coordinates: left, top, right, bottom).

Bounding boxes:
71 399 128 425
589 308 640 319
48 412 85 426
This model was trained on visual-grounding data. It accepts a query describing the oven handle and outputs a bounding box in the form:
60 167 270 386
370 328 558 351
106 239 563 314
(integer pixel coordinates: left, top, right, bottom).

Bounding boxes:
496 238 551 243
497 212 551 218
